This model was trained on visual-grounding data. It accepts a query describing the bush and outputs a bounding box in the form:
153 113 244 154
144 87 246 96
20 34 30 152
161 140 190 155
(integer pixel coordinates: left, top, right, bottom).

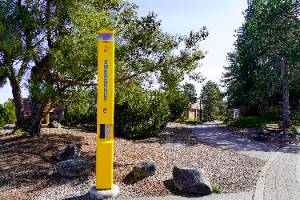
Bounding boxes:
215 115 226 121
63 88 96 127
175 118 202 124
230 114 281 128
167 90 190 121
0 99 16 126
63 85 190 139
115 85 171 139
291 112 300 125
0 116 4 128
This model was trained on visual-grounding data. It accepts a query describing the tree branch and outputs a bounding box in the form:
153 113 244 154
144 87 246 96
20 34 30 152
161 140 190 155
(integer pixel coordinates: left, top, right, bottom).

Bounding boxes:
46 0 53 48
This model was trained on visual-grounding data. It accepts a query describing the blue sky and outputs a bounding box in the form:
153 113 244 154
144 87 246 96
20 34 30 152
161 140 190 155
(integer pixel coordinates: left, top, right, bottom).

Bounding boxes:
0 0 248 104
127 0 248 90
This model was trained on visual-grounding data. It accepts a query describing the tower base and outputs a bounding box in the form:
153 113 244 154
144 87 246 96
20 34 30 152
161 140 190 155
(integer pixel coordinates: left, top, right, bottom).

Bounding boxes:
89 185 120 199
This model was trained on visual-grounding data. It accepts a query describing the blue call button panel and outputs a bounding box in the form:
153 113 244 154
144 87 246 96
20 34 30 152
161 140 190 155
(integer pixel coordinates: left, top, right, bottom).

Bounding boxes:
98 33 114 41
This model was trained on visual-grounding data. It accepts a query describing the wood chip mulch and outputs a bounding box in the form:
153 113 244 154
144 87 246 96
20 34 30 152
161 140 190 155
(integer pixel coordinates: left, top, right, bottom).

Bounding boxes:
0 124 265 199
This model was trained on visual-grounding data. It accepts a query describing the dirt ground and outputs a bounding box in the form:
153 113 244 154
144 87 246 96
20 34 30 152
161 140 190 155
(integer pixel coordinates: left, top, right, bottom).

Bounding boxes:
0 124 265 199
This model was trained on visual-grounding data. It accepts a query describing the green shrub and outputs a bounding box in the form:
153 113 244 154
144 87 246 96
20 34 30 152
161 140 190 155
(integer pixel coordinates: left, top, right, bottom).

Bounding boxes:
230 114 281 128
63 88 96 127
167 90 190 121
176 118 202 124
0 116 4 128
115 85 171 139
215 115 226 121
0 99 16 126
291 112 300 125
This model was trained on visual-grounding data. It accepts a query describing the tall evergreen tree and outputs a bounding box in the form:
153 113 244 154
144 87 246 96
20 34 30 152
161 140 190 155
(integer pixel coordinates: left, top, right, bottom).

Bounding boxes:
223 0 300 116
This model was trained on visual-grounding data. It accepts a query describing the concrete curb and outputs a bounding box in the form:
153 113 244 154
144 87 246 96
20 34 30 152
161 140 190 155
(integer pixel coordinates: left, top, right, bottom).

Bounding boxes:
296 146 300 191
252 152 280 200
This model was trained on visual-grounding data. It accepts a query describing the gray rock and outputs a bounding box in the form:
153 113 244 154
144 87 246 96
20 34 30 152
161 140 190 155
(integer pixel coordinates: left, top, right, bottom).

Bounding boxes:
47 170 55 176
172 166 212 194
52 143 81 161
57 158 91 178
295 127 300 134
48 120 61 128
132 160 156 178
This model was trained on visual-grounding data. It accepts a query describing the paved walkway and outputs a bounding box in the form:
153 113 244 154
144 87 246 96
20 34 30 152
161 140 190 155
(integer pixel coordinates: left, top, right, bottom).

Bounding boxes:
260 145 300 200
134 122 300 200
129 192 253 200
191 121 279 161
192 122 300 200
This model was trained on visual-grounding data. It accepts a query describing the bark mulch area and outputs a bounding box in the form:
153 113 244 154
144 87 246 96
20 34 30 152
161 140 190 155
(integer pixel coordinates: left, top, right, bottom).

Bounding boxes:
0 125 265 199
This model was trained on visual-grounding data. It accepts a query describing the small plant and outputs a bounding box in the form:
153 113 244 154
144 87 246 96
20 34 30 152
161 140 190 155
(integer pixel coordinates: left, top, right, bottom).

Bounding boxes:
13 128 23 135
212 185 222 194
176 118 202 124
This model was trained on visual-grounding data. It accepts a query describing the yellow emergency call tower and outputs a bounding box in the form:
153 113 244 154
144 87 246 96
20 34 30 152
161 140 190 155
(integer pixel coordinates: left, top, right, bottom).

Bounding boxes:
90 29 119 199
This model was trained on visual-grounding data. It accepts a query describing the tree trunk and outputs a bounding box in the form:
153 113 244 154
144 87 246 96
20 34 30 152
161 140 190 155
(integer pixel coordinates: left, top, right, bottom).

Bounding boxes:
280 55 291 130
8 75 26 128
30 100 54 136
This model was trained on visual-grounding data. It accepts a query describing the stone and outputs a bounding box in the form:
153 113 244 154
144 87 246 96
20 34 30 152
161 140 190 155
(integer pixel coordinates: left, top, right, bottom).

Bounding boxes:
57 158 91 178
132 160 156 178
52 143 81 161
47 170 56 176
48 120 61 128
295 126 300 134
172 166 212 194
89 185 120 199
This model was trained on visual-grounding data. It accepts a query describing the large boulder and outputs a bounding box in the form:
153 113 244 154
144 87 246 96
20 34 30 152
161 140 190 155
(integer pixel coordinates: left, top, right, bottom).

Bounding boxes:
57 158 91 178
52 143 81 161
48 120 61 128
132 160 156 178
172 166 212 194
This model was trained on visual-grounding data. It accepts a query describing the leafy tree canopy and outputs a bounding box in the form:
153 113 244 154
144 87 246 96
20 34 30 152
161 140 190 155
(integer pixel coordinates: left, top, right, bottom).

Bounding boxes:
182 83 198 104
223 0 300 115
201 81 225 121
0 0 208 132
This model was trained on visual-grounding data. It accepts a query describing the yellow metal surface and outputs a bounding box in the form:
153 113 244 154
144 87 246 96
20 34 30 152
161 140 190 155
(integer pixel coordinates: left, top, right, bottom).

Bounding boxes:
96 29 115 190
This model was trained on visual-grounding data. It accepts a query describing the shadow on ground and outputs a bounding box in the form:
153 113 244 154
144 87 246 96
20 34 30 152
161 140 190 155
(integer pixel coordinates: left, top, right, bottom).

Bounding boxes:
163 179 209 198
0 130 93 197
192 123 300 154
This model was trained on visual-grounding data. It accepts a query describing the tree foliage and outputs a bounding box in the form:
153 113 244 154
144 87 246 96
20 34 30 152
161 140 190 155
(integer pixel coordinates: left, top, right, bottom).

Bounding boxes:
223 0 300 115
62 87 96 126
115 84 171 139
201 81 225 121
0 99 16 127
0 0 208 136
183 83 198 104
167 89 191 121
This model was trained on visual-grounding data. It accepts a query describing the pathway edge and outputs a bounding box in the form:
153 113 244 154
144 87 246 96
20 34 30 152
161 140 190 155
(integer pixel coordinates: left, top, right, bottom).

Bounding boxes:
252 151 280 200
